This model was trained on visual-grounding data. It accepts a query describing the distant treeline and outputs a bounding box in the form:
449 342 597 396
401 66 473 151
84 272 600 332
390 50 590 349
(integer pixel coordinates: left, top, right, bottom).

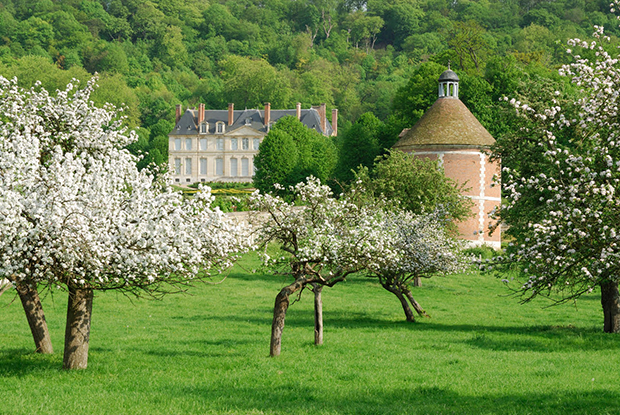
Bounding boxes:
0 0 613 172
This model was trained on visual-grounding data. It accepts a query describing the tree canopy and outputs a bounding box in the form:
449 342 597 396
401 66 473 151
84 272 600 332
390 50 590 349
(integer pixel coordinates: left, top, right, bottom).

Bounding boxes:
487 21 620 333
0 76 247 368
254 116 337 194
0 0 609 174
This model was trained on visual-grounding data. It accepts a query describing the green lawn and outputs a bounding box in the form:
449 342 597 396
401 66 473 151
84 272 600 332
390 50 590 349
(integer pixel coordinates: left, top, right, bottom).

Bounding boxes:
1 253 619 415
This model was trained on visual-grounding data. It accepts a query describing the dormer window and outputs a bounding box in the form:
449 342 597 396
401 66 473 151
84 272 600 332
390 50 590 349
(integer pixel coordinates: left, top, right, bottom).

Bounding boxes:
200 122 208 134
245 118 252 126
216 122 225 134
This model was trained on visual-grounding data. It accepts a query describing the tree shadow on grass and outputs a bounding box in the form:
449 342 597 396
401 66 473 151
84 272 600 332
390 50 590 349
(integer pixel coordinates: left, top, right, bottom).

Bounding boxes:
402 322 619 353
227 271 291 284
0 348 61 376
204 308 619 353
179 383 620 415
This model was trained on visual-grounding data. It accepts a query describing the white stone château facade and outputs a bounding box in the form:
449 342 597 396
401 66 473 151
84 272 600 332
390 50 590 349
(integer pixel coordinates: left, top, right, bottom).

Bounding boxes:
169 102 337 184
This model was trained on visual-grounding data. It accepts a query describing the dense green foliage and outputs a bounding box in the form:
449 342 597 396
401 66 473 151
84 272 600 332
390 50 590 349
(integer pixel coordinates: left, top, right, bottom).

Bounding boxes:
353 149 472 222
254 116 337 194
1 253 616 414
0 0 610 174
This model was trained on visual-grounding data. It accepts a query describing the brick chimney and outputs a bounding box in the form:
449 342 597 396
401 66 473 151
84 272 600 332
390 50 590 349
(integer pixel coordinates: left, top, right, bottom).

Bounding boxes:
264 102 271 130
296 102 301 120
319 103 327 134
228 103 234 126
331 108 338 136
175 104 182 124
198 103 204 125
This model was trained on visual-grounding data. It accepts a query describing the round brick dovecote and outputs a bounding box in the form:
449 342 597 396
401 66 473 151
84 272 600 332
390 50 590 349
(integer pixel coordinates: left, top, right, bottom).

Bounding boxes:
393 69 501 248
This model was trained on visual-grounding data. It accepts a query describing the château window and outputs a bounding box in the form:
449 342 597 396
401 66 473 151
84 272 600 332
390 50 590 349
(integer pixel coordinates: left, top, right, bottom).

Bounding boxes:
216 158 223 175
216 122 225 134
231 138 238 150
242 138 249 150
200 159 207 175
175 138 181 151
200 122 208 134
185 158 192 175
245 118 252 126
216 138 224 150
230 158 238 177
241 158 249 176
200 138 207 150
185 138 192 151
253 138 260 150
174 158 181 175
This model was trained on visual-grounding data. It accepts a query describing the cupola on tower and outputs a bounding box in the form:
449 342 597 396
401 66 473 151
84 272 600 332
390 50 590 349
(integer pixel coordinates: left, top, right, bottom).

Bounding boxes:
393 67 501 248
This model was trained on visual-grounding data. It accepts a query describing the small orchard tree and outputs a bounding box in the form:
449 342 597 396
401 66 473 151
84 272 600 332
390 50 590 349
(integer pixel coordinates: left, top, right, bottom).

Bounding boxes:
0 77 247 368
353 149 472 287
489 19 620 333
360 210 467 322
249 178 380 357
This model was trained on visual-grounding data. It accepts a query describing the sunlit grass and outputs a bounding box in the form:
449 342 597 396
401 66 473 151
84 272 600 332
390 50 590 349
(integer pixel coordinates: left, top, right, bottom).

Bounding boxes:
1 252 619 414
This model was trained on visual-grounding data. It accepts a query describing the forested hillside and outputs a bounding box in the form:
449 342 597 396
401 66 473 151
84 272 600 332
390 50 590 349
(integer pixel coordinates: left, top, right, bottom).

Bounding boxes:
0 0 615 170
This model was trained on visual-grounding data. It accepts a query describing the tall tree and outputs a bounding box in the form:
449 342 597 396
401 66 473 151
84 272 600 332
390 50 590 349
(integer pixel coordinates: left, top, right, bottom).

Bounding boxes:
446 20 489 72
488 22 620 332
335 112 383 184
253 128 299 194
391 62 445 126
219 56 291 109
254 115 337 193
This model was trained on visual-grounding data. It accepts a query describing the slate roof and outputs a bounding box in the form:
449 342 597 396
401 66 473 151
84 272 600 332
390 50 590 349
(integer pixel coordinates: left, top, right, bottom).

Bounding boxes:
170 107 333 136
438 69 459 82
393 97 495 150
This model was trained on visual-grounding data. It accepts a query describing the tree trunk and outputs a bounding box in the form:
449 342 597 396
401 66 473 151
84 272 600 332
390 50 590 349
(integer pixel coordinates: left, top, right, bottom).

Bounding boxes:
402 286 430 318
270 279 306 357
63 286 93 370
312 283 323 346
600 280 620 333
16 282 54 354
383 284 415 322
413 276 422 287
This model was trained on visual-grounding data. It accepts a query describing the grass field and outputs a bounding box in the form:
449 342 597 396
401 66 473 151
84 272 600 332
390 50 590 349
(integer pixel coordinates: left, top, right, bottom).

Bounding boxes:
1 253 619 415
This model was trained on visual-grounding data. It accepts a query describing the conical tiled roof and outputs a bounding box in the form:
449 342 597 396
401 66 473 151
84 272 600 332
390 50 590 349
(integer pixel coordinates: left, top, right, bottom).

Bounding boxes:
393 97 495 151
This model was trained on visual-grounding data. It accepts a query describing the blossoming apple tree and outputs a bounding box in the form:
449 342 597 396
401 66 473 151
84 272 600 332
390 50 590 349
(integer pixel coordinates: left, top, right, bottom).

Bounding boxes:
360 210 467 322
250 177 467 356
490 17 620 332
0 76 247 369
249 178 378 356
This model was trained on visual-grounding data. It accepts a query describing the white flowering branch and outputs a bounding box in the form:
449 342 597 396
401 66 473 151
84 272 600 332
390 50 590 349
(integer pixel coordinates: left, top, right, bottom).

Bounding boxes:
0 76 249 368
491 8 620 332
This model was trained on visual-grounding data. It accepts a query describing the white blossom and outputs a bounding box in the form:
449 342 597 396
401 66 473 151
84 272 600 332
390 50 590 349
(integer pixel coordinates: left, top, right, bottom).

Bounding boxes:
0 76 248 292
